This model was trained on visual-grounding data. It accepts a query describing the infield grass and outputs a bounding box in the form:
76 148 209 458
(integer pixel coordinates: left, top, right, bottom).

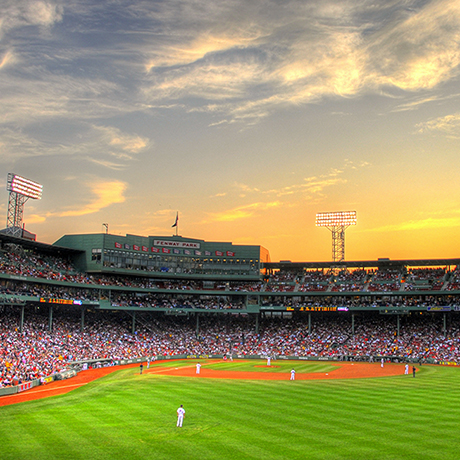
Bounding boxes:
1 361 459 460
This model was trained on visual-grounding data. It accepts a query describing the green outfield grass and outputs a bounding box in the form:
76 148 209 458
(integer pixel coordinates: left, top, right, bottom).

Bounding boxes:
1 361 459 460
157 358 339 373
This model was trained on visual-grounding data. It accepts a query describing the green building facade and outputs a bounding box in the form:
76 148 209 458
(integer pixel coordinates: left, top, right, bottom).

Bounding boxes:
54 233 270 280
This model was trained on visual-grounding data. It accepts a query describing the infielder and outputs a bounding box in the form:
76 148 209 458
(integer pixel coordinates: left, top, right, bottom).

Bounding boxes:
177 405 185 427
404 363 409 375
196 362 201 374
267 356 271 366
290 369 295 380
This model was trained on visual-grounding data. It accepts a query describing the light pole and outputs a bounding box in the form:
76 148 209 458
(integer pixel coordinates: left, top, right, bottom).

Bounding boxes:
316 211 357 262
6 173 43 238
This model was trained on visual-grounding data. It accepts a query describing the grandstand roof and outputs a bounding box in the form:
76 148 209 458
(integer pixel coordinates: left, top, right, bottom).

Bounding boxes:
263 258 460 270
0 231 83 256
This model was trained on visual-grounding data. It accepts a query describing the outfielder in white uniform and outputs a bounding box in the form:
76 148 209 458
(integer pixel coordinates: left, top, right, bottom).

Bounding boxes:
196 363 201 374
290 369 295 380
404 364 409 375
177 405 185 427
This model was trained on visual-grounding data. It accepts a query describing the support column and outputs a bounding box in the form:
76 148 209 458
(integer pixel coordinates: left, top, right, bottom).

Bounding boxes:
397 315 400 337
196 314 200 339
352 313 355 336
255 314 259 335
81 308 85 332
20 305 25 333
48 305 53 333
308 313 311 335
443 313 447 336
131 311 136 335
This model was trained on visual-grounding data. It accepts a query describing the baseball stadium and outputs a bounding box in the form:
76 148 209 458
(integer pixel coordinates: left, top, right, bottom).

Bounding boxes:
1 226 460 459
2 178 460 459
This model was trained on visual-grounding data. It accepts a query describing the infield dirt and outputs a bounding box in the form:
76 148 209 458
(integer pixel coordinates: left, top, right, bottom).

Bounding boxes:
0 361 407 407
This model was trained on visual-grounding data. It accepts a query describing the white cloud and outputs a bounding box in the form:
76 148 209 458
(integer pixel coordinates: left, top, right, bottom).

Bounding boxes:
25 1 63 27
139 0 460 121
0 124 149 168
92 125 149 155
365 0 460 91
1 0 460 129
416 113 460 137
1 0 63 36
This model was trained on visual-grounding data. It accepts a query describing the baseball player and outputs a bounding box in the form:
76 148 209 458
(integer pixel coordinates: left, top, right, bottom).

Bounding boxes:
290 369 295 380
196 362 201 374
177 405 185 427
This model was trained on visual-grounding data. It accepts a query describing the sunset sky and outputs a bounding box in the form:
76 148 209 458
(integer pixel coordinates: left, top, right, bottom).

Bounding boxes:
1 0 460 262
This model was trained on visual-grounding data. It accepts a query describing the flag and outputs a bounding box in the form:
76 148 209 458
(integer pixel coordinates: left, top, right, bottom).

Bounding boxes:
172 212 178 227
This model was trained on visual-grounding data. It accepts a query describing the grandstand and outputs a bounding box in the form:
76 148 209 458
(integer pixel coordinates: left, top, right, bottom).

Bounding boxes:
1 230 460 389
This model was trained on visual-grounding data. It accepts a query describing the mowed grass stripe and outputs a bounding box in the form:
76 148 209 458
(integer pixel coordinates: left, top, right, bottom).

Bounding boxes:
169 372 458 460
154 359 338 374
203 360 338 374
8 406 104 459
1 362 460 460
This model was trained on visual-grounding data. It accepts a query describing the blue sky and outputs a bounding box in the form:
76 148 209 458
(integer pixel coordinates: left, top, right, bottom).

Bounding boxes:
1 0 460 262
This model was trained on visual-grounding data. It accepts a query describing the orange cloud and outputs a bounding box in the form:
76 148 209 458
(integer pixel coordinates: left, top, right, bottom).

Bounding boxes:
57 180 127 217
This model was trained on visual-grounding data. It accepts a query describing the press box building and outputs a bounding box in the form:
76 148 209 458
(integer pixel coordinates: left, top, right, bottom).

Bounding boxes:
54 233 271 281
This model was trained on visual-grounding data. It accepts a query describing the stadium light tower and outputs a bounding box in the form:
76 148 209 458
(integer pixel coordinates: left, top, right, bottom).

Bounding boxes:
5 173 43 238
316 211 357 262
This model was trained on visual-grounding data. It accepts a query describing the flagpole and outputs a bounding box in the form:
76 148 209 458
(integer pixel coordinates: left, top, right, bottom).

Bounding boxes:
172 212 179 236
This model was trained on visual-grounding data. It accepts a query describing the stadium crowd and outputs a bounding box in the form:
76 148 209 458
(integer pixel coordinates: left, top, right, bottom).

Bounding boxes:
1 309 460 387
3 279 460 311
2 245 460 389
2 248 460 293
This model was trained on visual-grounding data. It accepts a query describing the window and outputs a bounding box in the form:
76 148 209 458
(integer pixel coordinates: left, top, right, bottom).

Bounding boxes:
91 248 102 263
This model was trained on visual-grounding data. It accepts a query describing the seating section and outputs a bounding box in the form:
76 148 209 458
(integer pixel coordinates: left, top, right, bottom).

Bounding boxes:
1 245 460 388
1 311 459 387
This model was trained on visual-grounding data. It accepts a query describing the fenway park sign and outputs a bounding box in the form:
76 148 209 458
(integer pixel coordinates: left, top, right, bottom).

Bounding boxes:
113 240 236 256
153 240 201 249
